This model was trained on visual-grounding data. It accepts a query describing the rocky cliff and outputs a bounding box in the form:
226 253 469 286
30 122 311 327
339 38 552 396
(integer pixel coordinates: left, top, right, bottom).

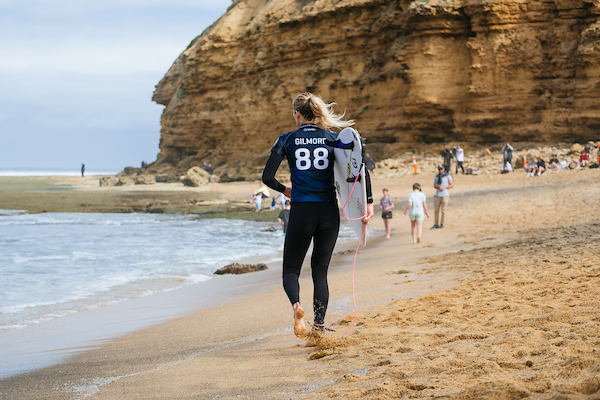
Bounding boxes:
150 0 600 176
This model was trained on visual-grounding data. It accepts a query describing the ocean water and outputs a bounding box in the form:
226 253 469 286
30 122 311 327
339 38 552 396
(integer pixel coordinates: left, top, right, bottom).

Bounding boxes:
0 212 280 332
0 211 357 333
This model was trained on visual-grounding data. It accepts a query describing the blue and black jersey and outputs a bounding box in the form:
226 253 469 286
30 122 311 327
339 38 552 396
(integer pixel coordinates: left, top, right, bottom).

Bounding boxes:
270 124 337 203
262 124 373 204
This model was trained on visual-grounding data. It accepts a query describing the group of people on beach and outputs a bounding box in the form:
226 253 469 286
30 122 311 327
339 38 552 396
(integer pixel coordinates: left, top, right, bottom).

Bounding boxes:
503 141 598 176
379 162 453 244
523 150 595 177
440 145 465 174
379 146 460 245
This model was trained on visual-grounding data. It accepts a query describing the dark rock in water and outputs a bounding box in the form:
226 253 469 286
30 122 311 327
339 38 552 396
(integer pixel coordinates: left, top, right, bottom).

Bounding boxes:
214 262 268 275
262 226 277 232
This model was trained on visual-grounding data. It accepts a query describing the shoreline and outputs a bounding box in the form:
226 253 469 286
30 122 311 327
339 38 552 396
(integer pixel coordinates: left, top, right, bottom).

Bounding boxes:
0 221 466 394
1 169 599 398
0 254 285 380
0 228 376 380
0 195 366 380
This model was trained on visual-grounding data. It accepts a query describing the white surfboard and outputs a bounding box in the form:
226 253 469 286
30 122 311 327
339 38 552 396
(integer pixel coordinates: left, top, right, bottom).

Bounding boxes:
333 127 368 246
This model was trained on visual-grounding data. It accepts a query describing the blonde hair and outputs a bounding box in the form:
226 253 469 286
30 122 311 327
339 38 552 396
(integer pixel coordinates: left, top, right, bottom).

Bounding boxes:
292 92 354 130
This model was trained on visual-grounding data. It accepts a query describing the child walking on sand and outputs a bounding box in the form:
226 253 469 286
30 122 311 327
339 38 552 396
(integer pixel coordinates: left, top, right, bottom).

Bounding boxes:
380 189 394 239
403 183 430 244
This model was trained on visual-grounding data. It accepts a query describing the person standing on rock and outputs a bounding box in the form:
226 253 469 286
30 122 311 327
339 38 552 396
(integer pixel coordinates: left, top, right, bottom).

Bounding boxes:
431 164 453 229
262 92 374 340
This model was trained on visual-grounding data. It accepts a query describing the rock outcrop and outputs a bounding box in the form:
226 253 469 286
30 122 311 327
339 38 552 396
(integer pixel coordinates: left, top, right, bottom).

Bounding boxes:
151 0 600 175
99 171 158 187
214 262 268 275
181 166 211 187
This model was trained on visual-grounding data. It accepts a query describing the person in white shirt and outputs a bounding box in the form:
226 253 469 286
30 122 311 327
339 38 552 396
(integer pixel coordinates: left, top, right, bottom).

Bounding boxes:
455 145 465 174
403 183 430 244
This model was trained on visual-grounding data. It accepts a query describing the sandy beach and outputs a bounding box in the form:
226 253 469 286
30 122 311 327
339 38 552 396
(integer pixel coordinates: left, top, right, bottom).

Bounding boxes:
0 168 599 399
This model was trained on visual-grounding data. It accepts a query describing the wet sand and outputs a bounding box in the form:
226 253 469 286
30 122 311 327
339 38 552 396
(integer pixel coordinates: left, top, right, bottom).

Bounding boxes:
0 169 599 399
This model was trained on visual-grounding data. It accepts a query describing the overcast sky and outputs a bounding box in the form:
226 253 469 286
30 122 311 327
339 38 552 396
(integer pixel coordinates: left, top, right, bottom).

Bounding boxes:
0 0 230 171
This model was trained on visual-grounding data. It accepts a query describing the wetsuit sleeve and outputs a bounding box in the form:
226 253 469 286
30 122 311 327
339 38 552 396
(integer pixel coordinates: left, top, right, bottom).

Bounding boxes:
365 169 373 204
262 152 287 193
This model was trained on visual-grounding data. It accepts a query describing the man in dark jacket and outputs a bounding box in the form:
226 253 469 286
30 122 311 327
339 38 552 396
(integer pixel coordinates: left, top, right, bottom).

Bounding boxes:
441 148 453 174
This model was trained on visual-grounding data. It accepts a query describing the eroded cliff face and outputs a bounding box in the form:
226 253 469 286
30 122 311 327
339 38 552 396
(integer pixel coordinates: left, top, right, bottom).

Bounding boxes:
151 0 600 173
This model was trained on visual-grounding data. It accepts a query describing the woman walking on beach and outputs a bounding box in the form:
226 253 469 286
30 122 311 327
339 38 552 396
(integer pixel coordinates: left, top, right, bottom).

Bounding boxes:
403 183 429 244
262 92 374 338
380 188 394 238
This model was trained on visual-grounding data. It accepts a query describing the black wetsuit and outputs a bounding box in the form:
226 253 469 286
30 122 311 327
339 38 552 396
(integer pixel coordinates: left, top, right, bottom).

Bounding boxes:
262 124 373 325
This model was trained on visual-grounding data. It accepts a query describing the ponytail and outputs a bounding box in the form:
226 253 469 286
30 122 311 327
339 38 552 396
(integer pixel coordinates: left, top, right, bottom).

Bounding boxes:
292 92 354 131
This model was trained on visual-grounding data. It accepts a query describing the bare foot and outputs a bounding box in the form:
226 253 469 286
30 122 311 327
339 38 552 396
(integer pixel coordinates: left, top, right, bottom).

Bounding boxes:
293 303 306 338
417 237 421 244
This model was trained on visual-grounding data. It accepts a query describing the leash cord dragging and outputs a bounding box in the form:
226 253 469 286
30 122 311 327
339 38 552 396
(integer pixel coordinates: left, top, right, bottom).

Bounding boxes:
318 169 367 333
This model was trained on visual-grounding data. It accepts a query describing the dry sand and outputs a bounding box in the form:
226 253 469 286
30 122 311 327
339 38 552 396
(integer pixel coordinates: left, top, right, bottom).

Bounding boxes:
0 168 599 399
